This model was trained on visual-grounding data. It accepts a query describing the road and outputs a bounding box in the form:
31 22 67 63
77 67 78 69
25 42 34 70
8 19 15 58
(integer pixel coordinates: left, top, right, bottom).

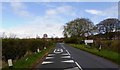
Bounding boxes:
35 43 119 70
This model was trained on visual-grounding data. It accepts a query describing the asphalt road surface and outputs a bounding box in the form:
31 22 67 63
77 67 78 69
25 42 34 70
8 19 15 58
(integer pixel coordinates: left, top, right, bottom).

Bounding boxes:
35 43 119 70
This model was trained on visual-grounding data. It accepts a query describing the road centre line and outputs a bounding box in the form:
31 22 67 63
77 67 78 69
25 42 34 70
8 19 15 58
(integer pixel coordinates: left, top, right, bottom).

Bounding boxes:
75 62 83 70
66 50 70 55
61 44 66 50
60 43 82 70
60 44 70 55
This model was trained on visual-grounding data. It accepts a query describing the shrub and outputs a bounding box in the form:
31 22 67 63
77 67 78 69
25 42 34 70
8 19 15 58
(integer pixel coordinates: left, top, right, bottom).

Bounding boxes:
2 38 54 61
93 40 119 53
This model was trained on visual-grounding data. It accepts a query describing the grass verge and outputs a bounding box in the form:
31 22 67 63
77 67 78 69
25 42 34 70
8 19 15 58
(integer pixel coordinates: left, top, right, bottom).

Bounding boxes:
2 46 55 70
69 44 119 65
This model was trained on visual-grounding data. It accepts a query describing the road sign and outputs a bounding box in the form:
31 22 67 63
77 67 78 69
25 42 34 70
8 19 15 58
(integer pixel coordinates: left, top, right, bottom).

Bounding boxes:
84 40 93 45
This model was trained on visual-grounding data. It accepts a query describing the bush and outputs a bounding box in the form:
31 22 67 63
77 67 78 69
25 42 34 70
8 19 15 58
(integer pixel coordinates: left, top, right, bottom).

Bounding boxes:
2 38 54 61
92 40 119 53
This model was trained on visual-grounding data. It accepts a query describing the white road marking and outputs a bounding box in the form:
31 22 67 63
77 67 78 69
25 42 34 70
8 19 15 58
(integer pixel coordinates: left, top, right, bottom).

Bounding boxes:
61 44 66 50
42 61 53 64
61 56 71 58
54 49 56 53
57 49 59 51
46 57 54 59
62 46 66 50
66 50 70 55
61 44 71 56
61 53 69 56
54 48 63 54
47 54 55 56
60 49 63 52
62 60 74 63
75 62 83 70
60 43 83 70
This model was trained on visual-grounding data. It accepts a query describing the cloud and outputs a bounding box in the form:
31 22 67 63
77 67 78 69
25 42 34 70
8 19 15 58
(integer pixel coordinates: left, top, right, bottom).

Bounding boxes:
46 5 76 16
85 5 117 17
2 15 65 38
46 9 57 15
37 2 57 8
102 6 118 17
88 5 118 25
85 10 102 15
3 3 117 38
2 4 76 38
10 2 32 17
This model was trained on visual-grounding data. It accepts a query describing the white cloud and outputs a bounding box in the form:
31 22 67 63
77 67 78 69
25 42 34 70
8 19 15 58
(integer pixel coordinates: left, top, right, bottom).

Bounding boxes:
2 4 76 38
2 15 65 38
102 6 118 17
46 9 57 15
10 2 32 17
3 3 117 38
85 10 102 15
46 5 76 16
85 5 117 17
89 6 118 25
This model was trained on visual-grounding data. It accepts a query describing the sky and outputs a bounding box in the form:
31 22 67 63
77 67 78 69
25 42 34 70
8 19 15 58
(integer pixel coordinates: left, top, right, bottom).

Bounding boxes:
1 2 118 38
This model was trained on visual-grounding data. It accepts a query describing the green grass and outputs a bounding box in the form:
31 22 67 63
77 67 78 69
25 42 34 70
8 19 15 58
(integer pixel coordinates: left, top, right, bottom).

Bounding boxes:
2 46 54 70
69 44 119 65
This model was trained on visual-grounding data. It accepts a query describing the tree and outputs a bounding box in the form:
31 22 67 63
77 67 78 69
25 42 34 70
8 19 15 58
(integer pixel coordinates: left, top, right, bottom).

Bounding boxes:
63 18 94 37
1 32 7 39
36 35 40 39
96 18 120 33
9 33 17 39
43 34 48 38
